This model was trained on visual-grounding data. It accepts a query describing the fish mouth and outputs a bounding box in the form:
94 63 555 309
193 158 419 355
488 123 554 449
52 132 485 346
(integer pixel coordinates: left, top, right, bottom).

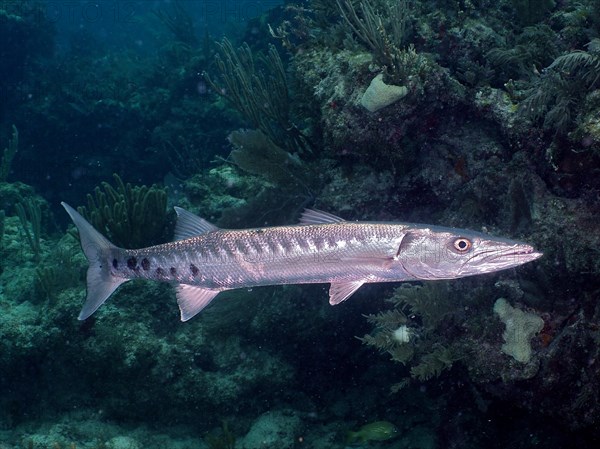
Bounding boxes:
522 247 543 260
483 244 543 265
458 244 542 275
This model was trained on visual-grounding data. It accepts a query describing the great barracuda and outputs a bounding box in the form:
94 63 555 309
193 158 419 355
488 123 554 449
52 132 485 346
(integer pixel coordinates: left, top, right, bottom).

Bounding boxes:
62 203 542 321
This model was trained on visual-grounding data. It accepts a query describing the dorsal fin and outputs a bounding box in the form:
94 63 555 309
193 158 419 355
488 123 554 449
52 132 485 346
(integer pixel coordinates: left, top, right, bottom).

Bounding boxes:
173 207 219 240
299 209 345 225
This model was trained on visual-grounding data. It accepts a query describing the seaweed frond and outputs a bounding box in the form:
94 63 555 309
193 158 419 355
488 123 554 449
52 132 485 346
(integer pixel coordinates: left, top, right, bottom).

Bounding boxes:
364 308 408 330
519 39 600 135
388 342 415 365
204 38 312 155
335 0 425 85
77 173 168 248
548 38 600 87
228 129 313 191
153 0 198 47
487 24 559 81
409 345 460 381
15 197 42 263
360 283 467 390
387 283 455 330
35 244 80 302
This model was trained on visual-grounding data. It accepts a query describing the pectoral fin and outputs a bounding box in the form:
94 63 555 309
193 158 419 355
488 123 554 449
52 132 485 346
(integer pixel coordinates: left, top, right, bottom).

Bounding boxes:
176 284 221 321
329 281 364 305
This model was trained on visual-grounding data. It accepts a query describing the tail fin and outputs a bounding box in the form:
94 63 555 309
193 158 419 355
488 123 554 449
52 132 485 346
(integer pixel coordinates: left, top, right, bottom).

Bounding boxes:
61 202 128 320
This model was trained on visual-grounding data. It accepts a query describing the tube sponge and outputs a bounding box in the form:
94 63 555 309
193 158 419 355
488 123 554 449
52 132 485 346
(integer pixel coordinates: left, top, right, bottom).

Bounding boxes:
360 74 408 112
493 298 544 363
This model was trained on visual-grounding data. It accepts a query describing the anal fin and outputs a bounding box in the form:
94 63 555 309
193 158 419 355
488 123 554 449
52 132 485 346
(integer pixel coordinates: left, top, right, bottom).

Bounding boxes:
176 284 221 321
329 280 364 305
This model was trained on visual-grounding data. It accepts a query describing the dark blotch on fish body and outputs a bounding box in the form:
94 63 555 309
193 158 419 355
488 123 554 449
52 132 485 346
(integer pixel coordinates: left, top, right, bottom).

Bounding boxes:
141 258 150 271
190 264 199 276
127 257 137 270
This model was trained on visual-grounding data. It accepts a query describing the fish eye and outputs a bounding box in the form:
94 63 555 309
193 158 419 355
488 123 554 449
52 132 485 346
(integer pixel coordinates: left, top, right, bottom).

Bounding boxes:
453 237 472 252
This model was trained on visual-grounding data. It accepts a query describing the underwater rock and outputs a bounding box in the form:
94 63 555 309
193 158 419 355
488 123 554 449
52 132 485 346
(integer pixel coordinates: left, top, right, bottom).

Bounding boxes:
240 410 302 449
106 436 141 449
360 74 408 112
494 298 544 363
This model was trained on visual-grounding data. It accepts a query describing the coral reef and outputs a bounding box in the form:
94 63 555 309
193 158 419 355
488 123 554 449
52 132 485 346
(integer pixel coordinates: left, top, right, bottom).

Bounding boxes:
0 0 599 446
